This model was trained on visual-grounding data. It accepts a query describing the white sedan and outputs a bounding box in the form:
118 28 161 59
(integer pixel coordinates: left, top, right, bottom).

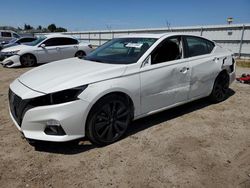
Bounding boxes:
1 34 93 67
8 33 235 146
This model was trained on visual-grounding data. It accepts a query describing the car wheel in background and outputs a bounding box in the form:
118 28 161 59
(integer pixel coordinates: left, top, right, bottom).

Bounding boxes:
20 54 37 67
75 51 86 58
209 72 230 103
86 95 131 146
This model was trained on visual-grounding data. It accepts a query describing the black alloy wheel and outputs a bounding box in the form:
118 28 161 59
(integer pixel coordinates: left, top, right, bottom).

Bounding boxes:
75 51 86 58
209 72 229 103
86 95 131 146
20 54 37 67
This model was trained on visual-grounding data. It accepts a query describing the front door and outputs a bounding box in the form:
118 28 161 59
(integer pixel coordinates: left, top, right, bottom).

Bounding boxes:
140 36 191 114
35 38 61 63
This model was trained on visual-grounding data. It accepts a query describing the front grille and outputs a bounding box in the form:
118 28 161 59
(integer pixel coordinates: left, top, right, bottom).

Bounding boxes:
8 89 31 127
0 52 14 60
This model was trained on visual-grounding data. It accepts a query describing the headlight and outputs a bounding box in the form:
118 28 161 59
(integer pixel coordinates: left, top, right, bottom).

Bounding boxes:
30 85 88 106
5 50 20 56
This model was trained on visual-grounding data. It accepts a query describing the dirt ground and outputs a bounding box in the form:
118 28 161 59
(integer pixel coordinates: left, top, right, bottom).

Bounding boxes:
0 65 250 188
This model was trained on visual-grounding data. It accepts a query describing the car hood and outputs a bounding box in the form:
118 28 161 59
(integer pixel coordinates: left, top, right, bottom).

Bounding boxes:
1 44 32 52
18 58 127 94
3 43 17 48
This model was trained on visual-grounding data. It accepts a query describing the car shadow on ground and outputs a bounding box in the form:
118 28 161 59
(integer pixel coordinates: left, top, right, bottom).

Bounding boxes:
127 89 235 136
34 89 235 154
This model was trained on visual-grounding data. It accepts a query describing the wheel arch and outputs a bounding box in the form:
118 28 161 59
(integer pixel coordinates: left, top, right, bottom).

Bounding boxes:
19 53 37 63
210 69 230 96
216 69 230 80
85 91 135 132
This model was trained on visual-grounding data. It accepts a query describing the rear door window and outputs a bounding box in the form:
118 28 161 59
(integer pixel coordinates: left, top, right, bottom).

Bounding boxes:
185 36 214 57
59 38 78 45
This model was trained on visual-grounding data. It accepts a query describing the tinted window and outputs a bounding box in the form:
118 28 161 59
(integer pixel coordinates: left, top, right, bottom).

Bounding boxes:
151 37 182 64
27 36 46 46
43 37 78 46
43 38 61 46
18 38 35 43
1 32 12 37
186 36 214 57
13 33 20 38
61 38 78 45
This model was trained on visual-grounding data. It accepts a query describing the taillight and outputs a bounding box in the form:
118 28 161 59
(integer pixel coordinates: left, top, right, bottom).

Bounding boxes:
229 57 235 73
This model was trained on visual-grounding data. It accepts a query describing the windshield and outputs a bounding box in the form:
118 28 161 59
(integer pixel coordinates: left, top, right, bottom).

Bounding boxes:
8 38 18 43
84 38 157 64
26 36 46 46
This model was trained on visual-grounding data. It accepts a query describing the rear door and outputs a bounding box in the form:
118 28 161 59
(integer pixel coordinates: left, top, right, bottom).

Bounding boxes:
183 36 220 99
57 37 79 59
140 36 191 114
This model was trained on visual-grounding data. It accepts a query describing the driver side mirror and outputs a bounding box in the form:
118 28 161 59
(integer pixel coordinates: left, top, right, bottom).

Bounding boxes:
40 44 46 48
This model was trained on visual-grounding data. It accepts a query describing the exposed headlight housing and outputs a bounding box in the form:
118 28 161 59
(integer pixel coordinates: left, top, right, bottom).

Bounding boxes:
30 85 88 106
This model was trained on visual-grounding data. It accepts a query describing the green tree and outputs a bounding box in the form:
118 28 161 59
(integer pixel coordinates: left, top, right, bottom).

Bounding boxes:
24 24 33 30
48 24 57 32
55 27 67 32
37 25 42 30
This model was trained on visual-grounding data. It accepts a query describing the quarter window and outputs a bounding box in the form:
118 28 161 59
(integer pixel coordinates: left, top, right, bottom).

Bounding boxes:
185 36 214 57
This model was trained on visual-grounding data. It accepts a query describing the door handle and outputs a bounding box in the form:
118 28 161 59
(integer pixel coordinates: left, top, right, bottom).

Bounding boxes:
180 67 189 73
213 57 219 61
56 47 60 50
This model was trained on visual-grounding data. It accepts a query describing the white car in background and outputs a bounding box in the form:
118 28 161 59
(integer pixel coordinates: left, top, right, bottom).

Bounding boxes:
1 34 93 67
0 30 20 43
8 33 235 146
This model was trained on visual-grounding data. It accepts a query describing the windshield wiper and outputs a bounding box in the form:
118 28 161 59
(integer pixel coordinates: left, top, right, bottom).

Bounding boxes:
84 57 105 63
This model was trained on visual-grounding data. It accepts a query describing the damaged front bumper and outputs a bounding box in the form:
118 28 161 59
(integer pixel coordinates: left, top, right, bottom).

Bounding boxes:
0 54 21 68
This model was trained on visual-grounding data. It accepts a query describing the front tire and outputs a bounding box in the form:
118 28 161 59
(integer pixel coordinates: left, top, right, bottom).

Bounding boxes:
86 95 131 146
20 54 37 67
209 72 229 103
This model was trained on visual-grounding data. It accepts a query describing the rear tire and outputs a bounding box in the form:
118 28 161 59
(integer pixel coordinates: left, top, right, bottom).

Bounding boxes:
209 72 229 103
86 95 131 146
20 54 37 67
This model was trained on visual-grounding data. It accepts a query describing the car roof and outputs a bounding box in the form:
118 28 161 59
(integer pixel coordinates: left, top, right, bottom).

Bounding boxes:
118 33 213 41
44 33 74 39
0 30 17 33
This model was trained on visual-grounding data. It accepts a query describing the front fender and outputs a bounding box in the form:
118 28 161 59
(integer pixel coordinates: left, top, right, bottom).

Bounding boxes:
78 74 141 118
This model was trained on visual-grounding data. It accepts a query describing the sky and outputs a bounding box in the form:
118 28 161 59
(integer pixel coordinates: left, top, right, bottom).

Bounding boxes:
1 0 250 31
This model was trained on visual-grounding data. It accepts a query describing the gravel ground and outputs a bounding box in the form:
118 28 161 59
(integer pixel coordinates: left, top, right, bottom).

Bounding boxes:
0 65 250 188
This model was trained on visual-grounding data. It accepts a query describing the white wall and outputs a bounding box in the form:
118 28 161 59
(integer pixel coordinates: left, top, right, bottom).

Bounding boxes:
36 24 250 58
